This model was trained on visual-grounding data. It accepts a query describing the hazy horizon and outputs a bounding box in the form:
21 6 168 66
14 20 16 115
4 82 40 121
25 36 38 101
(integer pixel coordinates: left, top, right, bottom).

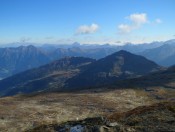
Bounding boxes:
1 38 175 47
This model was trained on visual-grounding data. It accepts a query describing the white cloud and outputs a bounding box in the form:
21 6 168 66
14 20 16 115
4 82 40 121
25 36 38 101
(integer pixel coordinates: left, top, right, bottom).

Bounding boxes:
76 23 99 35
155 18 162 24
129 13 148 25
118 13 148 34
118 24 133 33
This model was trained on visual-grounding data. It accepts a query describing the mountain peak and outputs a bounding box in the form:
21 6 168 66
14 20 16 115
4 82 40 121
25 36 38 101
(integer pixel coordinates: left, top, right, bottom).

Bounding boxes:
72 42 81 46
65 50 161 89
115 50 130 54
27 45 36 49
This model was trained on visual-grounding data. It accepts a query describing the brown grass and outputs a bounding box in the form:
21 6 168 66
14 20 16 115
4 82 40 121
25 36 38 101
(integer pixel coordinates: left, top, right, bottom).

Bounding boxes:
0 88 174 131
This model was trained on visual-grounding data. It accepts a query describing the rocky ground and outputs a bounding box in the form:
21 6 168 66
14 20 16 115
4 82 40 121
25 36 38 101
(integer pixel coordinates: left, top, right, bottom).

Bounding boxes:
26 101 175 132
0 88 174 131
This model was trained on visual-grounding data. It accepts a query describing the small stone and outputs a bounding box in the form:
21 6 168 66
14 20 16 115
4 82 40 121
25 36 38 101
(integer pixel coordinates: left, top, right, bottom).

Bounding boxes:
70 125 84 132
99 125 110 132
107 122 119 127
126 127 136 132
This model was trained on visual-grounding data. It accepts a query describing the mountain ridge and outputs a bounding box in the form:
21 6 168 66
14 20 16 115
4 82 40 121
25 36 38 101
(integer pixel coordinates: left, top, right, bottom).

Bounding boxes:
0 57 95 96
65 50 162 89
0 50 163 97
1 39 175 79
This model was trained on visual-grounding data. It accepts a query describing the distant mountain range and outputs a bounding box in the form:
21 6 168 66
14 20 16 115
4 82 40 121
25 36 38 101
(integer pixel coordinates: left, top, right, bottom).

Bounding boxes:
0 45 50 79
0 39 175 79
0 50 162 96
0 45 118 79
139 42 175 66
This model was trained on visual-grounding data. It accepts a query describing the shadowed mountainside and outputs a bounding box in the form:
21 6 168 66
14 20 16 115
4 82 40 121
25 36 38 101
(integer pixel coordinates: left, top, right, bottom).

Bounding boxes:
0 57 95 96
65 50 162 89
113 65 175 89
0 50 162 97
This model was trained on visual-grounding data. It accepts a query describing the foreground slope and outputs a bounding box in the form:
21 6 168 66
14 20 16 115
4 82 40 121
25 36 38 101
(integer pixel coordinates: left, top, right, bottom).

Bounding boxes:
0 88 174 131
27 101 175 132
66 50 162 89
0 57 95 96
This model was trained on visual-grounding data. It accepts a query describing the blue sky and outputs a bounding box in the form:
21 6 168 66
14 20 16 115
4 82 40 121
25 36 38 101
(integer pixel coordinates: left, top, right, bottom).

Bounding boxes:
0 0 175 44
